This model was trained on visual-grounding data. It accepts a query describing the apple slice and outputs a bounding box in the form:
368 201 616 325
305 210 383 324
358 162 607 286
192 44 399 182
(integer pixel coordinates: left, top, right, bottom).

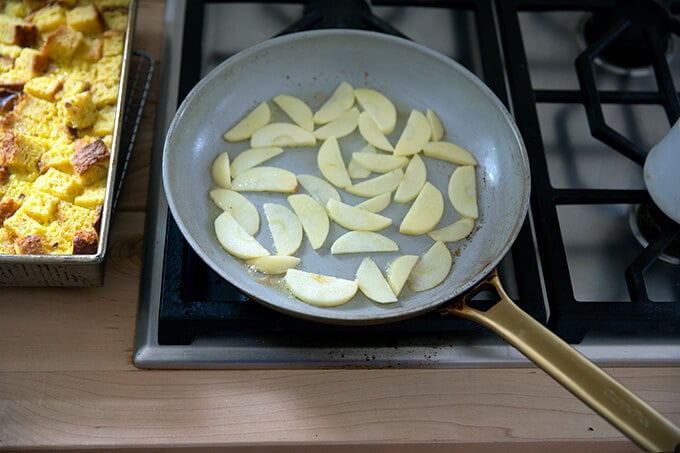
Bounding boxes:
313 107 359 140
394 153 426 203
246 255 300 275
386 254 419 297
408 241 452 292
223 101 271 142
344 168 403 197
214 211 270 260
351 152 408 173
326 198 392 231
448 165 479 219
330 231 398 254
273 94 314 131
284 268 358 307
426 108 445 142
399 181 444 235
231 166 298 193
250 122 316 148
263 203 303 256
209 188 260 236
356 257 397 304
211 151 231 188
394 110 431 156
428 217 475 242
313 81 355 124
357 111 394 152
347 144 376 180
422 141 477 166
288 194 329 250
355 192 391 213
229 146 283 178
354 88 397 135
297 174 341 207
317 136 351 189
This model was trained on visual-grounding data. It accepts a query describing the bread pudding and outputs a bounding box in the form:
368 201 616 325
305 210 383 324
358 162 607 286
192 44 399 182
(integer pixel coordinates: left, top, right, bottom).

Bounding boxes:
0 0 129 255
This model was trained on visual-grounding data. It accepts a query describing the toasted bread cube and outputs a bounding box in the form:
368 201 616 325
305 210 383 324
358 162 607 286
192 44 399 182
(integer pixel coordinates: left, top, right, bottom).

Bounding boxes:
33 167 83 201
101 7 128 30
0 14 37 46
57 78 88 98
74 179 106 209
42 25 83 61
0 227 15 254
90 105 115 136
0 42 22 59
59 91 97 129
14 47 49 79
44 220 71 253
72 227 98 254
0 197 20 225
66 4 105 36
19 190 60 224
72 36 103 62
38 140 74 173
91 79 117 106
14 233 45 254
0 130 47 174
23 75 63 101
101 29 123 56
28 3 67 33
2 175 32 203
3 209 46 239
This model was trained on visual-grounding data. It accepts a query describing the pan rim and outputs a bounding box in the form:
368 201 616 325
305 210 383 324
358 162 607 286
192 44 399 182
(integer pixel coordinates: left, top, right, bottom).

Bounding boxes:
162 28 531 325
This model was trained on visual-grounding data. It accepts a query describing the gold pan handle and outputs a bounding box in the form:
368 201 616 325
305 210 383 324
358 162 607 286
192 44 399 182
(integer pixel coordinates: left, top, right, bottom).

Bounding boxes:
443 271 680 452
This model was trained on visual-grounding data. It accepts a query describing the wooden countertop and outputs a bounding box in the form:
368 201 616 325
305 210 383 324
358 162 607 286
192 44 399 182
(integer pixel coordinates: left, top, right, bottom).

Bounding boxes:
1 1 678 451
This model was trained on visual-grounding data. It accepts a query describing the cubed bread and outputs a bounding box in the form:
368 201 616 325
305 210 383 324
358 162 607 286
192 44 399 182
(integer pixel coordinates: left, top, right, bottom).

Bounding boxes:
18 189 60 224
23 75 63 101
38 140 75 173
0 227 15 254
27 3 66 33
3 209 46 240
72 227 98 254
74 179 106 209
101 29 123 56
0 130 46 173
58 91 97 129
14 47 48 79
66 4 104 36
0 14 37 46
0 197 20 225
32 167 83 201
42 25 83 61
0 42 22 58
57 200 98 234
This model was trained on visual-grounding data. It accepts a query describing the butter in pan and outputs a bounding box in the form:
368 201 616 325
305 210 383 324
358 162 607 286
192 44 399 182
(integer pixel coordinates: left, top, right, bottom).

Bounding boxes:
0 0 137 286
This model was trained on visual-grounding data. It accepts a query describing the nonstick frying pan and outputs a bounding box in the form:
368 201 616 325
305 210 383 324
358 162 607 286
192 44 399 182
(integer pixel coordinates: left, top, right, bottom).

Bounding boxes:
162 30 680 451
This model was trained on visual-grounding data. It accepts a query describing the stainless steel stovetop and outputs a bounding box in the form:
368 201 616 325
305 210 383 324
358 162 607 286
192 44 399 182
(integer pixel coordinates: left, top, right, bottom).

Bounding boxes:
134 0 680 369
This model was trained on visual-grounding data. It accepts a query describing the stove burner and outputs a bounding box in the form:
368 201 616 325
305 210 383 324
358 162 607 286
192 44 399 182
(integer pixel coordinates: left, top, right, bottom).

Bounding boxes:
580 0 677 76
629 204 680 264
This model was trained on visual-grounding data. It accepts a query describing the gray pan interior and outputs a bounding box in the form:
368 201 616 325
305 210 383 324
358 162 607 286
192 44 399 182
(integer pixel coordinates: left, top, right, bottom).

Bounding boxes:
162 29 530 324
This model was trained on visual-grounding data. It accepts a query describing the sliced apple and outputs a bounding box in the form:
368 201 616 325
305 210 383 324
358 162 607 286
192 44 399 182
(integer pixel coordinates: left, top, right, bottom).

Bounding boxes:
246 255 300 275
263 203 303 256
355 192 391 213
354 88 397 135
394 110 431 156
229 146 283 179
231 166 298 193
351 152 408 173
288 194 329 250
313 81 355 124
284 268 358 307
428 217 475 242
426 108 445 142
344 168 403 198
422 141 477 166
386 255 419 297
273 94 314 131
408 240 452 292
250 122 316 148
326 198 392 231
357 111 394 152
317 136 351 189
214 211 270 260
313 107 359 140
330 231 398 254
448 165 479 219
209 188 260 236
400 181 444 235
211 151 231 188
223 101 271 142
347 144 376 180
356 257 397 304
297 174 341 207
393 153 426 203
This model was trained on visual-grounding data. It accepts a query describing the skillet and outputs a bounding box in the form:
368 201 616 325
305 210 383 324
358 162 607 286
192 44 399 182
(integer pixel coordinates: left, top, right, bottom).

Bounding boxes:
162 29 680 451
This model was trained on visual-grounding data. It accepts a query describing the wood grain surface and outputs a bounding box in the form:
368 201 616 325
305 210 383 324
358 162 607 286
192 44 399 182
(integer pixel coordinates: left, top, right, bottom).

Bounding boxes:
0 1 678 451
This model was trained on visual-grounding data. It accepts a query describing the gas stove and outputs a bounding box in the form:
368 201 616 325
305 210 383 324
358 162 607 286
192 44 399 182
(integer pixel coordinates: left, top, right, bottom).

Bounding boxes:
133 0 680 369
